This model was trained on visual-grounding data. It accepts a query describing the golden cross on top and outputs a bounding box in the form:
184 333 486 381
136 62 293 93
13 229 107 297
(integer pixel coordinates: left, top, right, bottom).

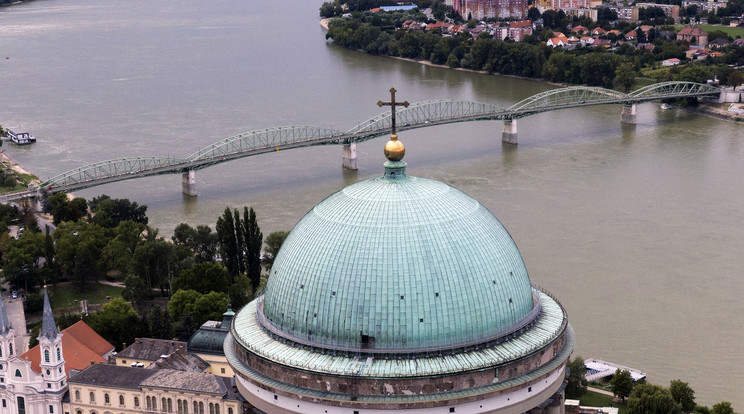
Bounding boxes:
377 87 409 135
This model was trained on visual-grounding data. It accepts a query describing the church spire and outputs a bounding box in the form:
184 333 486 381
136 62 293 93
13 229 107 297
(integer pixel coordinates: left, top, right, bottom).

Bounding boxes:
0 294 11 335
39 289 59 340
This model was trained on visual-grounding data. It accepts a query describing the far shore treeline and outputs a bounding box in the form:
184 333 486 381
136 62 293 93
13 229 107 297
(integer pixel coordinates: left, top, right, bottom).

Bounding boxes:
323 6 744 90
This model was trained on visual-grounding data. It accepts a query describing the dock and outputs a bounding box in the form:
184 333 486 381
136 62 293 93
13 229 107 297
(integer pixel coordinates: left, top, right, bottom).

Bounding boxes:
584 358 646 382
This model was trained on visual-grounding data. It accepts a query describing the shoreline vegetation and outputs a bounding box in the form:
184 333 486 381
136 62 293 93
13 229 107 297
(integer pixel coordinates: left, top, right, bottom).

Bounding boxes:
319 3 744 92
319 19 742 122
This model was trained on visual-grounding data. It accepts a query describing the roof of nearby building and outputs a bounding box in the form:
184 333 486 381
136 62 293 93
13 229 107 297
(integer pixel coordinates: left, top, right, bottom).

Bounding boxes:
141 369 227 395
147 348 209 372
64 320 115 357
678 26 706 36
188 312 233 356
117 338 187 361
509 20 532 28
68 364 157 389
69 364 241 400
710 37 729 45
19 320 114 378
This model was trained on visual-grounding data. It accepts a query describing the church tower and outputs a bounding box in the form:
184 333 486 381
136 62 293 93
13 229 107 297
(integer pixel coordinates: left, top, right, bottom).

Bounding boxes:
38 290 65 391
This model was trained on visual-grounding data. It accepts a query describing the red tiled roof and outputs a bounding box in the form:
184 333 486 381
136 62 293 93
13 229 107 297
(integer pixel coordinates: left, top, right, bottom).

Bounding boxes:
19 321 114 378
509 20 532 28
678 26 705 36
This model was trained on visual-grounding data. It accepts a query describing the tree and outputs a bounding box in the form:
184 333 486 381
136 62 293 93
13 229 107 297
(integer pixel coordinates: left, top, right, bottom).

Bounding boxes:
54 221 109 291
3 231 45 291
173 262 229 294
122 274 150 305
711 402 736 414
242 207 262 290
565 356 588 398
610 369 634 402
192 291 229 327
727 71 743 87
229 273 253 310
172 223 217 263
168 289 202 321
614 62 637 93
263 231 289 272
89 195 148 228
216 208 240 278
47 193 88 225
627 383 682 414
132 237 176 296
669 379 696 413
175 312 196 341
88 298 147 351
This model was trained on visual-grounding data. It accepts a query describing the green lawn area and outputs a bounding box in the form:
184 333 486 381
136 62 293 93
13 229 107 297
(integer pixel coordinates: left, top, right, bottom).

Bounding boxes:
48 282 124 308
580 390 628 413
675 23 744 38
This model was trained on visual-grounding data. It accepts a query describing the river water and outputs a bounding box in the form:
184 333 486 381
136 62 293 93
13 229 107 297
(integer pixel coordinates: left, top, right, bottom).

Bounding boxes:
2 0 743 407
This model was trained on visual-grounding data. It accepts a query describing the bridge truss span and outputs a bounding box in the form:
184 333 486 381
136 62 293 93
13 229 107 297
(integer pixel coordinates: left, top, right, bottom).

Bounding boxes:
43 156 188 192
628 81 721 101
345 100 506 141
187 126 345 166
507 86 629 117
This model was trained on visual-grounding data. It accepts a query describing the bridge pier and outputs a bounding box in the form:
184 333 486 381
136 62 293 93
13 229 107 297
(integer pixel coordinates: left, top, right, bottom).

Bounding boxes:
621 103 637 124
502 119 518 144
342 143 358 170
182 170 197 196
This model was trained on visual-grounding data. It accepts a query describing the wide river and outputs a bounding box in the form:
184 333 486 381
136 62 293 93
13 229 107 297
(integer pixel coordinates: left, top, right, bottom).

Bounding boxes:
2 0 743 407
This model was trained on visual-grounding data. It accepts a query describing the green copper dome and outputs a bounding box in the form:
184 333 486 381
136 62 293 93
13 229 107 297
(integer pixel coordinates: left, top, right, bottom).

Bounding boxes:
259 162 536 352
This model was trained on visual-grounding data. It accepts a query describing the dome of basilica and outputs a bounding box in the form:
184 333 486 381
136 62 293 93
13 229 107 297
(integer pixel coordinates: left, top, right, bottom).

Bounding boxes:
259 160 537 352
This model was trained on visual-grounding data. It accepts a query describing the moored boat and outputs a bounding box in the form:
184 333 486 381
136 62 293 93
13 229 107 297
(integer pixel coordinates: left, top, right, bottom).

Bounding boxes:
6 128 36 145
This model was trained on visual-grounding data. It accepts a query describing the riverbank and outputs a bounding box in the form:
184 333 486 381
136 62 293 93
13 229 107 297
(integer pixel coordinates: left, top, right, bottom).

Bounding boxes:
688 102 744 122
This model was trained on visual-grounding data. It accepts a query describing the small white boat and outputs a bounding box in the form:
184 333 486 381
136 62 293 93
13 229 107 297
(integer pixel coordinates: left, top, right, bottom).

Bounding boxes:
660 103 673 110
6 128 36 145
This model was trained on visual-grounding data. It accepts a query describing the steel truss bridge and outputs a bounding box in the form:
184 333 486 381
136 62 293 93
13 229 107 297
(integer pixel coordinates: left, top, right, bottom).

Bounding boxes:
1 81 719 201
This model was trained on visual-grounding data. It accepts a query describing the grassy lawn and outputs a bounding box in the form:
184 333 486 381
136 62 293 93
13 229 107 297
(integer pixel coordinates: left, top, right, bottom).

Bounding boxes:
48 282 124 308
675 23 744 38
580 390 628 413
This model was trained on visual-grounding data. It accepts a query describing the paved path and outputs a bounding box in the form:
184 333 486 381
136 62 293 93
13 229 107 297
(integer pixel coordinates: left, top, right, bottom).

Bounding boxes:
588 386 615 396
4 293 30 353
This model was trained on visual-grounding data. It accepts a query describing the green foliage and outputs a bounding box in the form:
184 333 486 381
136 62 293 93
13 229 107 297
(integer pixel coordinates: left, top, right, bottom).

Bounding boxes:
47 193 88 225
263 230 289 272
4 231 45 291
610 369 635 401
24 291 44 313
89 195 147 228
192 291 229 326
627 383 682 414
229 273 253 310
711 402 736 414
565 356 588 398
122 274 150 304
168 289 202 321
131 234 177 296
167 289 227 332
174 262 228 294
615 62 638 92
669 379 696 413
54 221 109 291
172 223 218 263
88 298 148 350
242 207 263 291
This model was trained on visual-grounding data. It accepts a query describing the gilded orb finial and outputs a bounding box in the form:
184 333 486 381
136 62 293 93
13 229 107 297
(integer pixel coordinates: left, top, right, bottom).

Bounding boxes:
385 133 405 161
